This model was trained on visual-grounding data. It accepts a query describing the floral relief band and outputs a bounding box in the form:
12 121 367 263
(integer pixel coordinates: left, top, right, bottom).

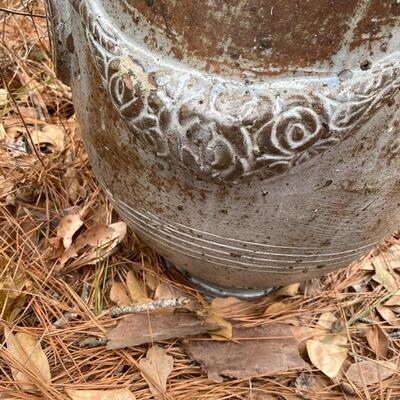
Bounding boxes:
69 0 400 184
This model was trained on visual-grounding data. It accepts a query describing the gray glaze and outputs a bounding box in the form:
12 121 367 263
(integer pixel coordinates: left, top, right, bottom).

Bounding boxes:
46 0 400 289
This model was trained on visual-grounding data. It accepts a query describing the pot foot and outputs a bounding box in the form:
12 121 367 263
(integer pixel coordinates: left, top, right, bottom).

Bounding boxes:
160 257 276 300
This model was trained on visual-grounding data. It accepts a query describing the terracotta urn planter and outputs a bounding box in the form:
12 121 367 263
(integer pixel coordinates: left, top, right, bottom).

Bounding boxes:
46 0 400 296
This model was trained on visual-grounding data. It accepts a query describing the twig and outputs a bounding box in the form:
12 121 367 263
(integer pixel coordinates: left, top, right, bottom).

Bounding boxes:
0 7 46 18
109 297 190 317
53 312 78 328
78 337 108 348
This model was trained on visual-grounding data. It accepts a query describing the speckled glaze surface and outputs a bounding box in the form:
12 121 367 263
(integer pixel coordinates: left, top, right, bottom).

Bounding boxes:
46 0 400 289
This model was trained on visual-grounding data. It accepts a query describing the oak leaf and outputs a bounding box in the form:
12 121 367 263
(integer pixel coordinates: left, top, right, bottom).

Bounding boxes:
139 345 173 398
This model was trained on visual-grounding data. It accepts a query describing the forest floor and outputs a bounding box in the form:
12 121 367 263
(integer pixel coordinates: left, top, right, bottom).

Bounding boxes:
0 2 400 399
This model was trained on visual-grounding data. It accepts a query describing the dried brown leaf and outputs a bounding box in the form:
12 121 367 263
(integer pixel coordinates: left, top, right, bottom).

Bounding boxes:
372 257 398 293
0 268 32 322
345 360 396 386
64 167 86 201
385 245 400 269
366 325 389 358
67 389 136 400
126 271 151 304
0 175 14 201
107 313 220 349
0 89 8 107
316 312 337 330
5 330 51 392
384 290 400 306
59 222 127 267
139 345 173 398
290 325 327 343
110 282 132 307
210 296 249 319
264 302 290 316
376 305 399 326
276 283 300 297
185 324 308 383
56 214 83 249
154 281 177 300
206 312 233 340
31 124 65 152
306 337 348 378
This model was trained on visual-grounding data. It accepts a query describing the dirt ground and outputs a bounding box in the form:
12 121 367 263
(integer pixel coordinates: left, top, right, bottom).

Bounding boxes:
0 2 400 399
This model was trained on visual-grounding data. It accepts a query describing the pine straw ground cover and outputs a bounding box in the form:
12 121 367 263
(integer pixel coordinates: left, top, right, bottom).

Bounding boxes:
1 2 400 400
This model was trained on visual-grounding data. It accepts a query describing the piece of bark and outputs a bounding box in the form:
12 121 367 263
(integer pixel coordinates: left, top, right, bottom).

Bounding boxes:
106 313 220 349
184 324 308 383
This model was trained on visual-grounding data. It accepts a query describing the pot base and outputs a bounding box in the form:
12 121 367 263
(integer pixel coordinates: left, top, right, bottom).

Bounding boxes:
161 257 276 300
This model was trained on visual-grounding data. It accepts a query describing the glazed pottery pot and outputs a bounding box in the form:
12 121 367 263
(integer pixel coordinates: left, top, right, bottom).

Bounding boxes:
46 0 400 294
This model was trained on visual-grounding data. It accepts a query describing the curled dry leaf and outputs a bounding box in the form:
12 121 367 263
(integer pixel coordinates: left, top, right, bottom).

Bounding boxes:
290 326 326 344
154 281 177 300
64 167 87 202
5 330 51 392
139 345 173 399
345 360 396 386
384 289 400 306
372 257 398 293
126 271 151 304
185 324 308 383
110 282 132 307
306 336 348 378
106 313 220 349
211 296 250 319
376 305 399 326
31 124 65 152
0 267 32 322
276 283 300 297
366 325 389 359
264 302 291 316
67 389 136 400
59 222 127 268
316 312 337 330
56 214 83 249
206 311 233 340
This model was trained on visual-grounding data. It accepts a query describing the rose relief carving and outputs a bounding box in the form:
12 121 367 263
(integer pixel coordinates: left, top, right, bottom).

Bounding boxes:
71 0 400 184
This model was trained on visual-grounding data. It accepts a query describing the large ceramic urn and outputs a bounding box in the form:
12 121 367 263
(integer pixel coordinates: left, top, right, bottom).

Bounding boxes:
46 0 400 295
